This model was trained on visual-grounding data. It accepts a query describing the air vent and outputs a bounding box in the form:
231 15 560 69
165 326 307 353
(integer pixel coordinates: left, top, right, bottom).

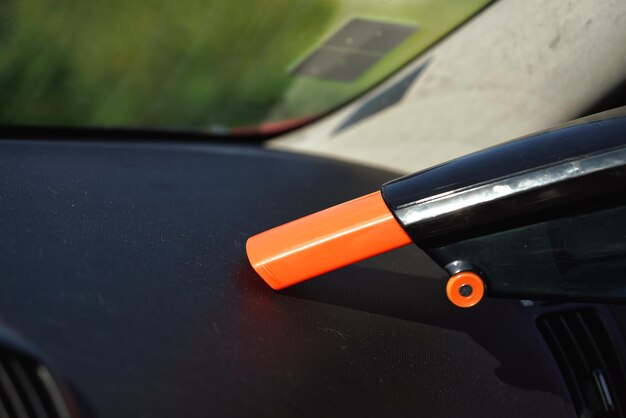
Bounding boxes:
0 349 70 418
538 309 626 417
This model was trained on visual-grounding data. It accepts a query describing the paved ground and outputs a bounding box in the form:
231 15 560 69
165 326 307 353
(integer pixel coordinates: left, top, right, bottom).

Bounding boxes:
271 0 626 174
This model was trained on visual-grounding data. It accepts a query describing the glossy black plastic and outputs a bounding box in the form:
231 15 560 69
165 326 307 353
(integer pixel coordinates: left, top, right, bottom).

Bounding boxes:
430 205 626 302
380 108 626 304
381 108 626 247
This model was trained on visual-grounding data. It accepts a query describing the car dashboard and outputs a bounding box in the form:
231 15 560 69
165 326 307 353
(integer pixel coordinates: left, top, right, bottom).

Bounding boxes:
0 137 625 417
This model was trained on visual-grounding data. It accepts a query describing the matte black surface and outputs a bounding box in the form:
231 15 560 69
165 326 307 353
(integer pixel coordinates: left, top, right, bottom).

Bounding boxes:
0 139 595 417
537 309 626 417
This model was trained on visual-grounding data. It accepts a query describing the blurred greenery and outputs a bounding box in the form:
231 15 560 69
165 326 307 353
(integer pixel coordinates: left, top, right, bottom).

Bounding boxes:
0 0 490 132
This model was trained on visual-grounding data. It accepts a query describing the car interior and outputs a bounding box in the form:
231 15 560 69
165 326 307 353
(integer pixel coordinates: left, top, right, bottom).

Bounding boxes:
1 0 625 417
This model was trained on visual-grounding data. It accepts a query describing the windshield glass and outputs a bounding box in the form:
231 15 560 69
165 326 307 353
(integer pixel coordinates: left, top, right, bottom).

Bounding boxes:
0 0 491 134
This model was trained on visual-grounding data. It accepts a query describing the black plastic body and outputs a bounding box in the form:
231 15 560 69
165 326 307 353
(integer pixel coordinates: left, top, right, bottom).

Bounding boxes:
381 109 626 247
381 109 626 303
430 205 626 302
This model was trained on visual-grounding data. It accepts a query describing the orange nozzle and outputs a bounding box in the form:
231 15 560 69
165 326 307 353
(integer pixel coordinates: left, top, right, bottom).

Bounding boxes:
246 191 412 290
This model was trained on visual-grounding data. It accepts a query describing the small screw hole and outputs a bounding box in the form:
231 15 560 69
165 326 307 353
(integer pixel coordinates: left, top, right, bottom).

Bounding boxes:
459 284 473 297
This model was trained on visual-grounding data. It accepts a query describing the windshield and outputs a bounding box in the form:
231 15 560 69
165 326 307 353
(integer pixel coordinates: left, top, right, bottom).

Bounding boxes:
0 0 490 135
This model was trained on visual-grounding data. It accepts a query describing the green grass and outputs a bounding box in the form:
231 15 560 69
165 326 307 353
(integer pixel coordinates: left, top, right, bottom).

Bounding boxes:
0 0 491 132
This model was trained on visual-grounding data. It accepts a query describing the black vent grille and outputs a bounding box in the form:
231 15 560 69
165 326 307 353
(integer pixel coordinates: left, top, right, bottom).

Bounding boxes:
0 350 70 418
538 309 626 418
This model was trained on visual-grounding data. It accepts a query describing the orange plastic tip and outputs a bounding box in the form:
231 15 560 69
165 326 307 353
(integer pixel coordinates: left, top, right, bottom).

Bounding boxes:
246 191 412 290
446 271 485 308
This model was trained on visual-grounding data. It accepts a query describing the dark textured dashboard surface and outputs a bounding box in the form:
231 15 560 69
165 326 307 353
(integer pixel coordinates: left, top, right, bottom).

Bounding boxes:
0 139 581 417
